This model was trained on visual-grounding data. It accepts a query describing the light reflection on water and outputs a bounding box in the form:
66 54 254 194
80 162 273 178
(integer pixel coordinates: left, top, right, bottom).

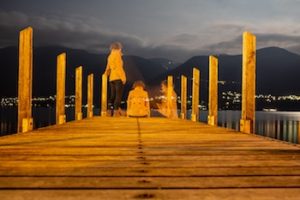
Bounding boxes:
188 110 299 144
1 107 299 144
0 107 84 136
255 111 300 144
206 111 299 144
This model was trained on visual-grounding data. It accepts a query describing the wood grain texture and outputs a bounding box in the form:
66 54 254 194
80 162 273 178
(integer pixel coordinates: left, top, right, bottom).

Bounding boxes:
0 117 299 199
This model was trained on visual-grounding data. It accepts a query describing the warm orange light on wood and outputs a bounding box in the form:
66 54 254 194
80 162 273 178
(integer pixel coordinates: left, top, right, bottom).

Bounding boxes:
298 122 300 144
101 74 108 116
75 66 83 120
181 75 187 119
167 76 173 117
87 74 94 118
56 53 66 125
191 68 200 122
208 56 218 126
18 27 33 133
240 32 256 133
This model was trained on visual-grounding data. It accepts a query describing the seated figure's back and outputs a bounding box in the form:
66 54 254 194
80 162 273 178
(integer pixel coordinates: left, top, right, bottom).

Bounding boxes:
127 86 150 117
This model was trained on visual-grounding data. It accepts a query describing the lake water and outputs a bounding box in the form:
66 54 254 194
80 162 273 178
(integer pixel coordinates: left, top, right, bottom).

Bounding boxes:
206 111 300 144
1 107 299 144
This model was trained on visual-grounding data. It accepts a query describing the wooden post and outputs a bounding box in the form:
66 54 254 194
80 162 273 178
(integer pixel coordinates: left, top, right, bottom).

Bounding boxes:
75 66 82 120
240 32 256 133
56 53 66 125
18 27 33 133
191 68 200 122
87 74 94 118
101 74 108 116
298 122 300 144
181 75 187 119
208 56 218 126
167 76 173 117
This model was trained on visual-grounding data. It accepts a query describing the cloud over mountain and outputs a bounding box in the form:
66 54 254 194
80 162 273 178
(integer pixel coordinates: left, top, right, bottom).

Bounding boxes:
1 6 300 62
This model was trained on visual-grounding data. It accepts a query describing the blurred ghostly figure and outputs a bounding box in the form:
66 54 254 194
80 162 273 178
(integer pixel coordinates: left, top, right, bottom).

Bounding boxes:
157 80 178 119
103 42 126 117
127 81 150 117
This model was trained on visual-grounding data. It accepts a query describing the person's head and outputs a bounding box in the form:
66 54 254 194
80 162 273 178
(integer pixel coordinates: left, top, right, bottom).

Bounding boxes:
161 80 168 93
133 80 145 90
110 42 122 51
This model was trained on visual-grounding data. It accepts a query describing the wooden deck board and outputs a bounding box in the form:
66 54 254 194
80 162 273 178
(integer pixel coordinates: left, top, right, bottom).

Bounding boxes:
0 189 300 200
0 117 299 199
1 176 300 188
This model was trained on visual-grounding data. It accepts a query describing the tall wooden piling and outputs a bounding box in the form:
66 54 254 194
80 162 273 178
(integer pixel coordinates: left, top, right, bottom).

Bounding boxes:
18 27 33 133
87 74 94 118
56 53 66 125
191 68 200 122
240 32 256 133
167 76 173 117
208 56 218 126
75 66 82 120
297 122 300 144
181 75 187 119
101 74 108 116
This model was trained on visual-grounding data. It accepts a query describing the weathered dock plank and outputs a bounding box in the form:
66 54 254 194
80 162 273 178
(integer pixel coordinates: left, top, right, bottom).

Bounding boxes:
0 117 299 199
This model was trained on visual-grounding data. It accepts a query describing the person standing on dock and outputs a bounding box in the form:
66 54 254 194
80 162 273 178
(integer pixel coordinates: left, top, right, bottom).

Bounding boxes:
103 42 126 117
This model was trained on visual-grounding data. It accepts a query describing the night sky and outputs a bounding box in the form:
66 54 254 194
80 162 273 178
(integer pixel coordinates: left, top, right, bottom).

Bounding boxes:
1 0 300 61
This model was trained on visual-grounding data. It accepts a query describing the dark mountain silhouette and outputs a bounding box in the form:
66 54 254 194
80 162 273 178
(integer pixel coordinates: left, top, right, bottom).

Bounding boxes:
0 46 19 98
124 56 167 81
152 47 300 96
149 58 180 71
0 46 168 106
1 46 300 109
256 47 300 95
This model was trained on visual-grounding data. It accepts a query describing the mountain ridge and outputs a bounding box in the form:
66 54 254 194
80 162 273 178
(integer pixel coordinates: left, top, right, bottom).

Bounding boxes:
1 45 300 109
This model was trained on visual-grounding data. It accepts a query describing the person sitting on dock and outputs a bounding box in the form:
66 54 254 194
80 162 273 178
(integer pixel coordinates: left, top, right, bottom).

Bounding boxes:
156 80 178 119
127 81 150 117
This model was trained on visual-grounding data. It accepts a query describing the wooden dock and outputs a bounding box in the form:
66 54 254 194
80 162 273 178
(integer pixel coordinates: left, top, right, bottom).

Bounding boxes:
0 117 300 199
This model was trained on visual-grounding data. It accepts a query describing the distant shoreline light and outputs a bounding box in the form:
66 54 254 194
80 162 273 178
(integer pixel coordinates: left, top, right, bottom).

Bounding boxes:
1 92 300 107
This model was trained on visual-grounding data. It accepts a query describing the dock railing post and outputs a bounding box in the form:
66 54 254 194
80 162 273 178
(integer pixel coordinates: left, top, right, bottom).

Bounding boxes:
208 56 218 126
240 32 256 133
18 27 33 133
56 53 66 125
75 66 83 120
191 68 200 122
181 75 187 119
101 74 108 117
297 121 300 144
87 74 94 118
167 76 173 118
